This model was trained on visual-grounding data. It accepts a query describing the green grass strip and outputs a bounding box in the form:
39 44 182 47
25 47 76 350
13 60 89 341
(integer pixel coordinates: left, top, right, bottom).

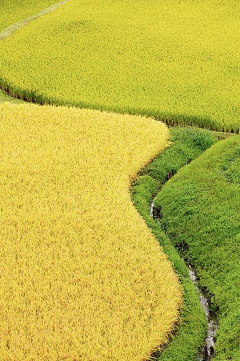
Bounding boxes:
132 175 206 360
156 134 240 360
131 127 226 360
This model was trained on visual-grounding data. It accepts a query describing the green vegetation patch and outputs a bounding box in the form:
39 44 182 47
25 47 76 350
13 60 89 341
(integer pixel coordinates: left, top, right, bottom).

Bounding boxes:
132 127 226 360
0 89 23 104
0 0 55 31
156 135 240 360
0 0 240 132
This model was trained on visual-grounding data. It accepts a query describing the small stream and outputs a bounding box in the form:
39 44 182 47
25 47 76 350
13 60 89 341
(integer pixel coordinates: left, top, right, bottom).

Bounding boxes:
150 197 217 361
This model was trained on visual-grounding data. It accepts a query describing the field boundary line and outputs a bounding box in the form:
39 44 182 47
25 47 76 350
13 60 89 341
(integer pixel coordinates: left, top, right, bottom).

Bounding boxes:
0 0 71 40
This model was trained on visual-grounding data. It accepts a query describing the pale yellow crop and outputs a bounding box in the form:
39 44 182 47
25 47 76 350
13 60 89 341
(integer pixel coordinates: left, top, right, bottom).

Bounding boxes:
0 103 181 361
0 0 55 32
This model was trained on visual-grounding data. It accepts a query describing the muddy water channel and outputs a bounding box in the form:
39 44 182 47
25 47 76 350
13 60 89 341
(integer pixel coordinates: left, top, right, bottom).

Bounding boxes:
150 197 218 361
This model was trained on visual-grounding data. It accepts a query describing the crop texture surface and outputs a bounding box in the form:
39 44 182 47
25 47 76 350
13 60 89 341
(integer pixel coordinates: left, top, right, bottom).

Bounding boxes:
0 0 239 131
0 0 55 31
0 103 182 360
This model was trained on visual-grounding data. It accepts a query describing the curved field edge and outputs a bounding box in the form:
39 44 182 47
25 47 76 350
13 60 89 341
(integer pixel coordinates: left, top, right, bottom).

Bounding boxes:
1 78 238 134
0 0 239 134
155 135 240 360
132 176 206 361
0 88 24 104
0 90 220 360
131 127 229 360
0 102 182 360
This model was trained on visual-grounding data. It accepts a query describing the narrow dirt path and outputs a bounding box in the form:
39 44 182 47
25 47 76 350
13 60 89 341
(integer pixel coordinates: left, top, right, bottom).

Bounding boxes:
0 0 71 41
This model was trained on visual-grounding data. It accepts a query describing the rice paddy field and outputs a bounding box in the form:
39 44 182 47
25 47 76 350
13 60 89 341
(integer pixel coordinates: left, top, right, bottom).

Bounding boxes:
0 103 182 360
0 0 239 360
0 0 240 131
0 0 55 31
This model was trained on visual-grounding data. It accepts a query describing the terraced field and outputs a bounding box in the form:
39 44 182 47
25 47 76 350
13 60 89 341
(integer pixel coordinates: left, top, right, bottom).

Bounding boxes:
0 0 239 360
0 103 182 360
0 0 240 131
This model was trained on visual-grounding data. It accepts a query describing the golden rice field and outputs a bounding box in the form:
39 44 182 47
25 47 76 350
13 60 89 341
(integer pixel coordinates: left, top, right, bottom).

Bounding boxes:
1 1 239 359
0 0 55 31
0 0 239 132
0 102 182 360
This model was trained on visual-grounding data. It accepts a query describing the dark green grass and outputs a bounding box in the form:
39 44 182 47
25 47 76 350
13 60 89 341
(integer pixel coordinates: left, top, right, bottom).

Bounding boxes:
155 135 240 360
131 127 227 360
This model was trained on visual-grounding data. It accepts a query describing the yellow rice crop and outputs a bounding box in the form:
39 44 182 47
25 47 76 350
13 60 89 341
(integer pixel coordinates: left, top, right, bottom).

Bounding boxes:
0 0 55 31
0 0 239 132
0 103 182 361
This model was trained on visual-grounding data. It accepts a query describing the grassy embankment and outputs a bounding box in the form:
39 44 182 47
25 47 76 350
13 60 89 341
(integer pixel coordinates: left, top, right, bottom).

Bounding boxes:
0 0 239 132
132 127 228 360
155 135 240 360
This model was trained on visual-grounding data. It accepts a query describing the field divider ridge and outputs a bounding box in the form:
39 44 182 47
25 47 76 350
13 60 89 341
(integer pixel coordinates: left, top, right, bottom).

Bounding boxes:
0 0 71 41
